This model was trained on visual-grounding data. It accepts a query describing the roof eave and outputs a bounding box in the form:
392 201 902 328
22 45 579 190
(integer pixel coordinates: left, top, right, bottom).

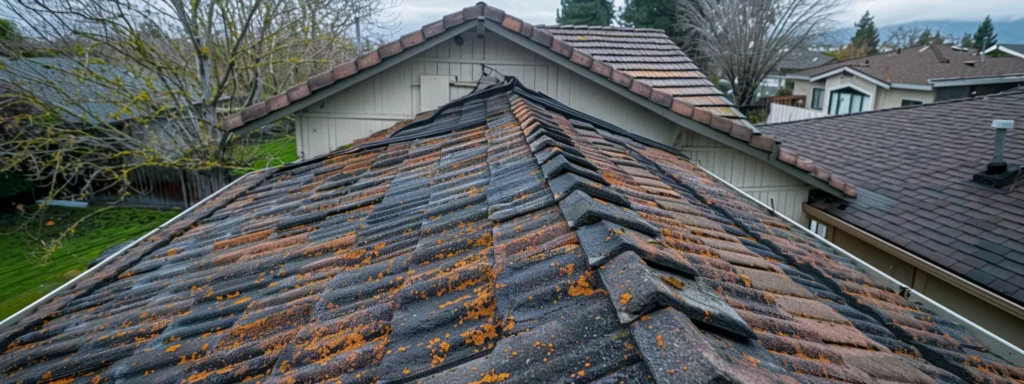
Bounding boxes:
808 67 891 89
890 82 933 91
985 45 1024 60
228 22 478 137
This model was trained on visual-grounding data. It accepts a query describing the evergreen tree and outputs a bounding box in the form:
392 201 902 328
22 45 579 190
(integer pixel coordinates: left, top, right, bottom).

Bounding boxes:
620 0 677 34
850 11 880 55
621 0 704 63
915 28 933 46
556 0 615 26
959 32 973 48
972 15 997 50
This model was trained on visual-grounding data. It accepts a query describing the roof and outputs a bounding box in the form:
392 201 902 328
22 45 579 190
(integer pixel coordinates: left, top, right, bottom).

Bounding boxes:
218 3 859 200
986 44 1024 60
790 44 1024 87
534 25 736 114
2 79 1021 383
0 57 142 125
220 3 743 134
776 49 835 73
760 90 1024 307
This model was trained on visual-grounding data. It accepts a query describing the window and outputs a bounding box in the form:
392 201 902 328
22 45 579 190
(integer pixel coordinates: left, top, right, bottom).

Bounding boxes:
828 88 871 115
811 88 824 110
901 99 923 107
809 220 828 238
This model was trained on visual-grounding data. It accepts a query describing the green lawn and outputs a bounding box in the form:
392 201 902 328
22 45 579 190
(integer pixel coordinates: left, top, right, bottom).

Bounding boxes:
0 207 178 319
231 135 298 176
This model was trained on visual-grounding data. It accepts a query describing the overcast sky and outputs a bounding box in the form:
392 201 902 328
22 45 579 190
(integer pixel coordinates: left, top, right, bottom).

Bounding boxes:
388 0 1024 36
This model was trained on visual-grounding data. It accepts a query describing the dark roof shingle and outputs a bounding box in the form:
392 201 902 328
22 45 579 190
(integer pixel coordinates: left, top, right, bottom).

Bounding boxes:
792 44 1024 85
760 90 1024 307
1 80 1020 383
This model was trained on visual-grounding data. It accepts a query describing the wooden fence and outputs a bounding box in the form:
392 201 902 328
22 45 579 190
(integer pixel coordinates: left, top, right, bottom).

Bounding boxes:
768 95 807 108
90 166 233 209
766 103 828 124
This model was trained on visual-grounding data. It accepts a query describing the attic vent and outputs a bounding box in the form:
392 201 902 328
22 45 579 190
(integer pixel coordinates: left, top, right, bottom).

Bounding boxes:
965 61 977 67
952 46 968 52
973 120 1021 188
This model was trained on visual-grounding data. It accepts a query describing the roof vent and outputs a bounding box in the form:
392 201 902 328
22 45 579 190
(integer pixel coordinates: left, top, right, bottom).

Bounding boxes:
973 120 1020 188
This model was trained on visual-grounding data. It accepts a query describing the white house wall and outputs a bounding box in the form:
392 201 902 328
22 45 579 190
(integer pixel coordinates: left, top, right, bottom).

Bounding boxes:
295 30 810 224
791 76 937 114
875 87 935 110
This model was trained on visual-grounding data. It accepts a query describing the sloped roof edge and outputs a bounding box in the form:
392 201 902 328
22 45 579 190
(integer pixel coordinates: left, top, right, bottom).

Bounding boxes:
220 2 857 199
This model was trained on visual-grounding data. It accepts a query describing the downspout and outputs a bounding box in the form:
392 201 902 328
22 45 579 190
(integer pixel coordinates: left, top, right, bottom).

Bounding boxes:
0 173 254 330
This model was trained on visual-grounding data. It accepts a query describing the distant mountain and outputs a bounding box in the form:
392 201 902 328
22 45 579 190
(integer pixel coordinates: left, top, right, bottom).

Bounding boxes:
827 19 1024 46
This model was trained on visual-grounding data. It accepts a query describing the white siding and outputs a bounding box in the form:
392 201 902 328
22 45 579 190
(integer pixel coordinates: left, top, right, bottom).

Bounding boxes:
295 30 811 225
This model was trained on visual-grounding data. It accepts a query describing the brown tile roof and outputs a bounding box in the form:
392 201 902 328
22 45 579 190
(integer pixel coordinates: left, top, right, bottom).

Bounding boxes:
219 3 742 131
535 25 738 116
760 89 1024 307
1 80 1020 383
218 3 859 199
791 44 1024 86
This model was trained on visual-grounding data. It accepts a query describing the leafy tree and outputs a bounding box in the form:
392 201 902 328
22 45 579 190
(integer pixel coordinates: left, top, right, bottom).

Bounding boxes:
850 11 879 55
556 0 615 26
0 19 17 42
972 15 997 50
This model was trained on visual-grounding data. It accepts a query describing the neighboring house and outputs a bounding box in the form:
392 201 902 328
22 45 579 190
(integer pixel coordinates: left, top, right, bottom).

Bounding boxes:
760 89 1024 348
0 57 140 125
221 4 865 226
757 49 835 101
786 44 1024 116
986 44 1024 59
0 57 192 158
2 75 1023 382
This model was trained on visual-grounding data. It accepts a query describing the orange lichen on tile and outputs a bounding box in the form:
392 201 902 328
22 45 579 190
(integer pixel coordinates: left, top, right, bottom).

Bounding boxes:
460 323 499 347
213 229 273 251
619 293 632 305
470 370 510 384
567 271 604 297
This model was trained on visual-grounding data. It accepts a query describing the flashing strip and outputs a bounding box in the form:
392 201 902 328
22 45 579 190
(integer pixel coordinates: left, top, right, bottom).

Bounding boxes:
0 173 254 330
695 164 1024 366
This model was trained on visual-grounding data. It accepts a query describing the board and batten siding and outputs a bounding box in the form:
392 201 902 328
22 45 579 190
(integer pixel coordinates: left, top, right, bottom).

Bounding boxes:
295 30 811 224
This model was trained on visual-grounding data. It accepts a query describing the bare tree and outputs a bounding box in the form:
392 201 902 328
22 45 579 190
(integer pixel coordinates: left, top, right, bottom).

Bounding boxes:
886 26 924 49
677 0 848 108
0 0 397 195
0 0 396 259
